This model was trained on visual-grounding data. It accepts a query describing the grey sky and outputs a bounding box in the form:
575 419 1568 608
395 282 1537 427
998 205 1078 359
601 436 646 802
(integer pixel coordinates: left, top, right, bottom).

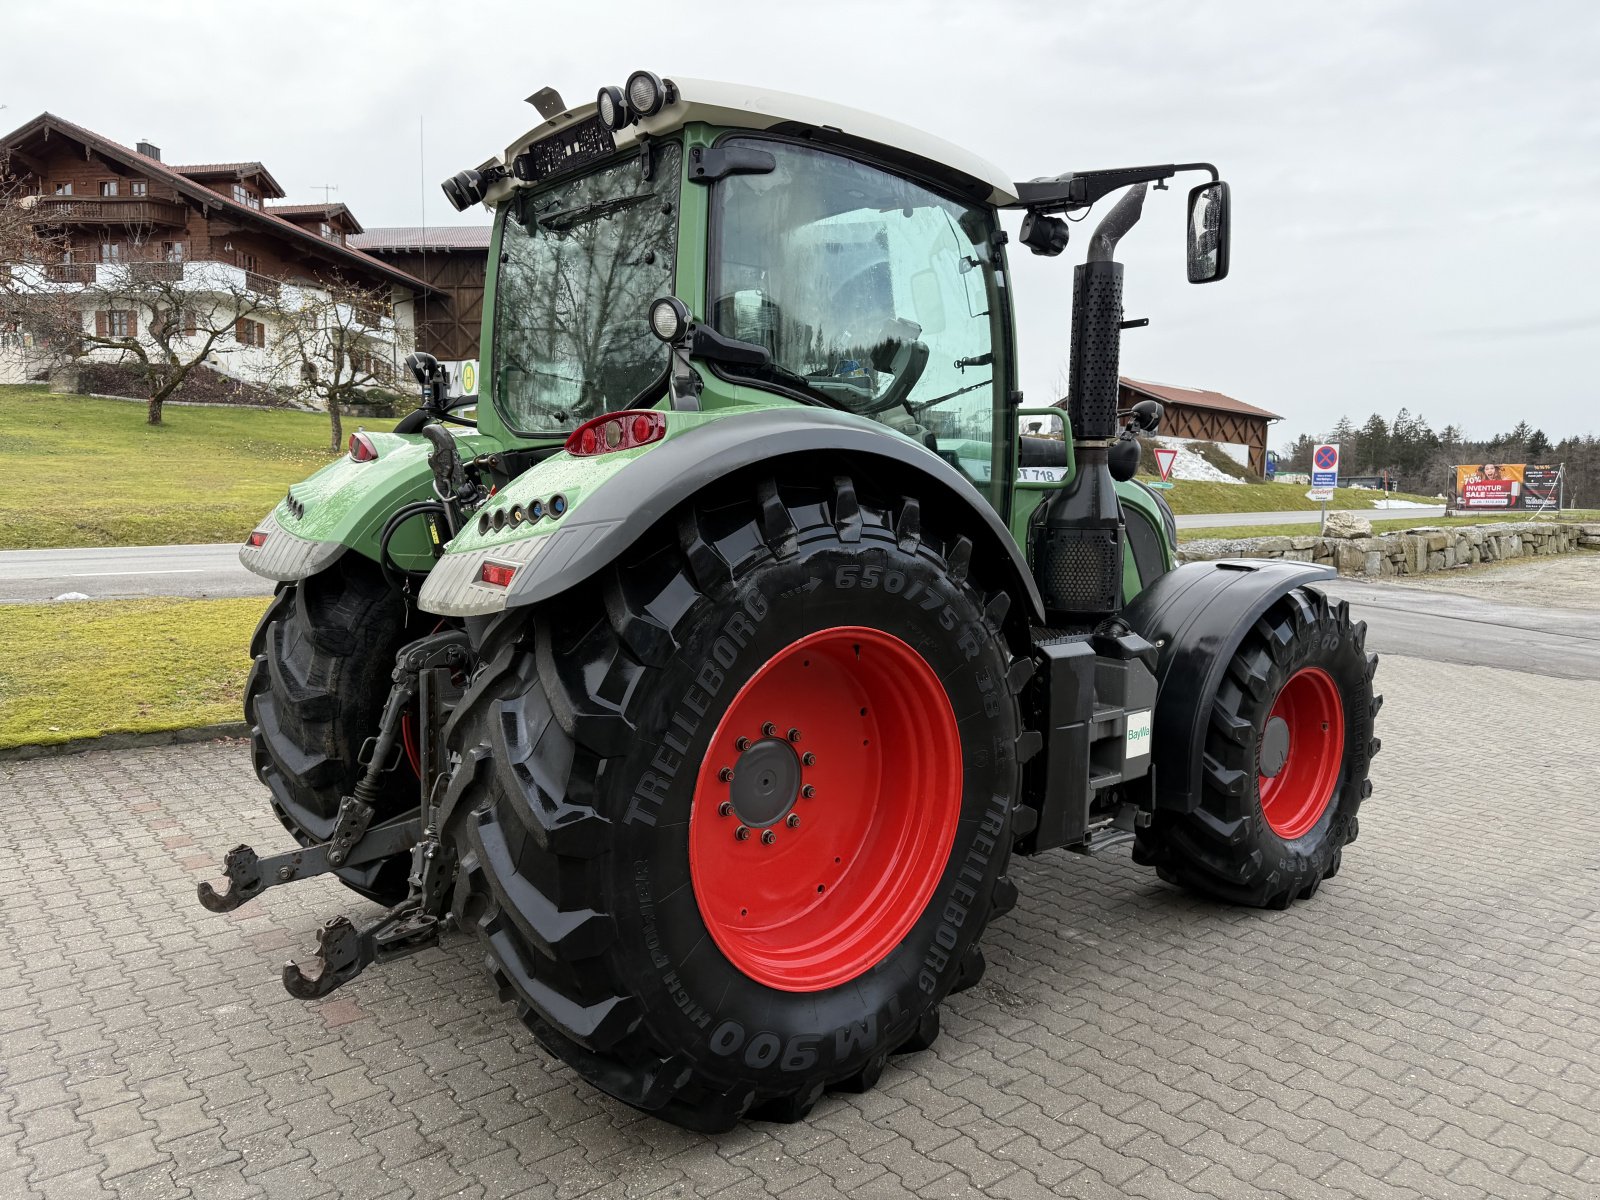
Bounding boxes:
7 0 1597 448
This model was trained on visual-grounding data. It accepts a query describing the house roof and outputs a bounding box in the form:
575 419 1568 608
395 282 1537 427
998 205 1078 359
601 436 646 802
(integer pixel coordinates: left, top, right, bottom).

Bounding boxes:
350 226 493 251
169 161 286 198
266 202 365 234
1 113 434 296
1119 377 1282 422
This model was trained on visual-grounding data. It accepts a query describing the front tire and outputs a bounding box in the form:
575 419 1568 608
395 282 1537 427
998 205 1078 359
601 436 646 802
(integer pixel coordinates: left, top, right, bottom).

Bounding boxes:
1132 586 1380 907
443 476 1031 1130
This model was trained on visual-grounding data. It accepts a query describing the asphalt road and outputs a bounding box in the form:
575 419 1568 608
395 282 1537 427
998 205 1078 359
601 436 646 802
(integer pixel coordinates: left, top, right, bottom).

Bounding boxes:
1176 505 1446 528
0 508 1451 602
0 543 270 603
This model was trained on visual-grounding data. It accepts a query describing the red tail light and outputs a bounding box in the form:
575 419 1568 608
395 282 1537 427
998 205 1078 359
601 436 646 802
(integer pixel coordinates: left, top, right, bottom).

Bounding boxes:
348 432 379 462
480 561 517 587
565 410 666 457
247 531 269 548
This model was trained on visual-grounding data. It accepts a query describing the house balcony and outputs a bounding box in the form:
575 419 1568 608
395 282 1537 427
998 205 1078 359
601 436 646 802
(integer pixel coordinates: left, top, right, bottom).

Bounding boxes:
29 196 189 229
33 260 283 298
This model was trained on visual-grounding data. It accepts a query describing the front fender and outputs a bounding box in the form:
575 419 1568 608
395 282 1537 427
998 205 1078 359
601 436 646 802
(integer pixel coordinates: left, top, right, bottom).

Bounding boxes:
417 406 1045 623
1120 558 1335 813
239 429 501 582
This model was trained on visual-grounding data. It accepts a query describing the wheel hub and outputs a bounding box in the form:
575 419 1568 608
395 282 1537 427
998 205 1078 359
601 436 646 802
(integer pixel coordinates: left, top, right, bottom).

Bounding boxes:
1259 716 1291 777
728 737 801 828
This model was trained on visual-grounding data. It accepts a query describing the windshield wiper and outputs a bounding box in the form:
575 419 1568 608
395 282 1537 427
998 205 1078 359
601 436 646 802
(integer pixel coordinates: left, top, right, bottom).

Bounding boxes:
538 193 656 233
907 377 991 415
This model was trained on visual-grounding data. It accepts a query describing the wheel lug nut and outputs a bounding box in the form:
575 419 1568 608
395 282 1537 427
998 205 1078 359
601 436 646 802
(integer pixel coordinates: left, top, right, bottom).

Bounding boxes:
802 752 816 766
762 722 777 737
761 830 777 845
735 737 750 751
718 767 734 783
802 785 816 798
787 727 802 743
735 825 750 841
718 801 733 817
786 814 800 829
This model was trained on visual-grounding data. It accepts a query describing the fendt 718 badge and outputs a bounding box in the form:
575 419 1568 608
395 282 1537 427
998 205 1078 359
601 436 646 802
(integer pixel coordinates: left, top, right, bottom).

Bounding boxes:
202 71 1381 1131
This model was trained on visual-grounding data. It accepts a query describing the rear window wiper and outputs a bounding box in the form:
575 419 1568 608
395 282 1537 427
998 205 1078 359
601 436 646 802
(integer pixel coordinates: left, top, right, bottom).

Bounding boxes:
538 193 656 233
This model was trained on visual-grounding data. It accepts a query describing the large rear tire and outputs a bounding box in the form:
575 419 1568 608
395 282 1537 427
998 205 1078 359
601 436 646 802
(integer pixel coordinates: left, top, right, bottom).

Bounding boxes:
1132 586 1380 908
244 555 418 904
442 475 1032 1130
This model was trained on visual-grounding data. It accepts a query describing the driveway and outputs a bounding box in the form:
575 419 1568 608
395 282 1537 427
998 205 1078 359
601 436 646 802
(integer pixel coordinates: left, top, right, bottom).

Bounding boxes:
1 564 1596 1198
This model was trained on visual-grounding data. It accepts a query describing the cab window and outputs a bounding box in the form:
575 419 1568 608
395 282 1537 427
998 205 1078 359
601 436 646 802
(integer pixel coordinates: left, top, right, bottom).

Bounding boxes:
708 138 1003 501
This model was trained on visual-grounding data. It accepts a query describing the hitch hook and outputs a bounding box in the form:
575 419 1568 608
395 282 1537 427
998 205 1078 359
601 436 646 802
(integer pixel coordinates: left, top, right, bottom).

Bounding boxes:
197 844 265 913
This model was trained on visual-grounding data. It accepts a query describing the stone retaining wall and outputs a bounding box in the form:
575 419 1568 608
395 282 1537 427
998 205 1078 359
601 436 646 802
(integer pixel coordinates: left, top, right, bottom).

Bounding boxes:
1179 521 1600 577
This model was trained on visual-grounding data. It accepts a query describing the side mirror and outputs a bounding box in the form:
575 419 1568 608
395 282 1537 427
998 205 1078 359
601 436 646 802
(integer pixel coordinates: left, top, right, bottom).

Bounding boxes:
1186 181 1230 284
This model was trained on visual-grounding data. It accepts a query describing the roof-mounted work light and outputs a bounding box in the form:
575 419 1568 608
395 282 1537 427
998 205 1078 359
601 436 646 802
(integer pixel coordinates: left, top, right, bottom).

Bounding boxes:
626 70 673 119
596 85 628 131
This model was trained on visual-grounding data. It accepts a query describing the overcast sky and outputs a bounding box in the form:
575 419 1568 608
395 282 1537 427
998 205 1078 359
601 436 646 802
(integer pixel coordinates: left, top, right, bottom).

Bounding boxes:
6 0 1597 447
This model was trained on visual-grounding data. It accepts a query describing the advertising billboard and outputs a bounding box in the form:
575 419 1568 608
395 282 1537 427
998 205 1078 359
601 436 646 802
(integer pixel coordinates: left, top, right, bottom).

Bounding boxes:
1454 463 1563 511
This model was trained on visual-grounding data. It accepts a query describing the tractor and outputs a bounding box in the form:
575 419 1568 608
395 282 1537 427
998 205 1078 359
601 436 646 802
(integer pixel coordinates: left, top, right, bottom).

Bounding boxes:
203 73 1380 1131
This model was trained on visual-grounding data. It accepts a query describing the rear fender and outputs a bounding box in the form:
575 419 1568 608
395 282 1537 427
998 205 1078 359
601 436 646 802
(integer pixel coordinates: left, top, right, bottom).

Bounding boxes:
417 406 1045 624
239 429 500 582
1119 559 1335 813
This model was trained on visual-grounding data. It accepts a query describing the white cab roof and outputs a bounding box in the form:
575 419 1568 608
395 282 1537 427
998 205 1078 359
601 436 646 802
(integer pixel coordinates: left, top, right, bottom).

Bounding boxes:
499 75 1017 206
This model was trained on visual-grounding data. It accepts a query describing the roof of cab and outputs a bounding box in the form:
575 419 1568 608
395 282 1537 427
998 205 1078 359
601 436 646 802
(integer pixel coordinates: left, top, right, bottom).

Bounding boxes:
498 76 1018 207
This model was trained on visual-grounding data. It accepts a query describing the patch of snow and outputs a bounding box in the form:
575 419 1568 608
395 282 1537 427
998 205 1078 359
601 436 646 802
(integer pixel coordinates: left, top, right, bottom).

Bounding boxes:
1369 499 1434 509
53 591 91 601
1152 439 1244 484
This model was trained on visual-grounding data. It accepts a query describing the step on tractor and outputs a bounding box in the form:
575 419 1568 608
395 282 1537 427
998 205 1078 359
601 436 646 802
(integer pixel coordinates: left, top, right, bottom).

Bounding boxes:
204 73 1381 1131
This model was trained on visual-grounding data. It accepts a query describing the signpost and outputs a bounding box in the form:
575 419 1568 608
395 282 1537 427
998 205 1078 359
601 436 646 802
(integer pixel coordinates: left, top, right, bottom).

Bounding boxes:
1154 447 1178 483
1311 443 1340 534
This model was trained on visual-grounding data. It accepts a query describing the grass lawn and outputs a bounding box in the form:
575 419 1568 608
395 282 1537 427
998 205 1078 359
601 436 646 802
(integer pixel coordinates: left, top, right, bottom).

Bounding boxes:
0 596 269 749
1143 478 1442 515
0 384 396 550
1178 510 1600 543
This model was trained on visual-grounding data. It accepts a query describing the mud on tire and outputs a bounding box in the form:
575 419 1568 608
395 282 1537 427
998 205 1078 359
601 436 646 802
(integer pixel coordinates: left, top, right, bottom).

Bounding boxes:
1132 586 1380 908
245 554 418 904
442 475 1034 1130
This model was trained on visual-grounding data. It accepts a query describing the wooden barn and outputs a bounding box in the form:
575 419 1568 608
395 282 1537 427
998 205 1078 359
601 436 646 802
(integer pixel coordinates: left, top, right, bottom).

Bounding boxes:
1116 377 1281 477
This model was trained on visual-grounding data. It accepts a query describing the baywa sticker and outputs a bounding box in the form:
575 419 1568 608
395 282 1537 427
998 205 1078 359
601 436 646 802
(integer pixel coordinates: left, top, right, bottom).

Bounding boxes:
1125 710 1152 759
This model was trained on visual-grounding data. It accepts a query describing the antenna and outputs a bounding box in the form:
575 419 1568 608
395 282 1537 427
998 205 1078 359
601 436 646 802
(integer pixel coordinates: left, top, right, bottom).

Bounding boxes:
312 184 339 204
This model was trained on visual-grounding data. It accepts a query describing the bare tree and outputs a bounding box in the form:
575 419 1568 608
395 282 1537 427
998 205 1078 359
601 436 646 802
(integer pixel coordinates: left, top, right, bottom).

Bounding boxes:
266 276 409 451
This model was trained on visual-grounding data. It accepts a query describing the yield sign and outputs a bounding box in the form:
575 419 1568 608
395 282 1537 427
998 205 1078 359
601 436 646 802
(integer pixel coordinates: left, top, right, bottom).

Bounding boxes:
1314 445 1339 472
1154 447 1178 482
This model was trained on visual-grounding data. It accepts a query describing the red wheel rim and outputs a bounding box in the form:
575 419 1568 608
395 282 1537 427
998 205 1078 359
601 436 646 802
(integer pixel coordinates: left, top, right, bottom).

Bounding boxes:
689 627 962 992
1257 666 1345 840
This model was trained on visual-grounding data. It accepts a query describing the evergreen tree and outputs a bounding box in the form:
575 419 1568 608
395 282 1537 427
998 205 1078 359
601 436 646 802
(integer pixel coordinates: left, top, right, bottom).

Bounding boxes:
1527 428 1551 459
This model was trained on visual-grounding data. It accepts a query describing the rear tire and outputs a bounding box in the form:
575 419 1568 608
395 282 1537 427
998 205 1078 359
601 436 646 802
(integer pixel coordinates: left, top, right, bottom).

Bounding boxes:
1132 586 1380 908
244 555 418 904
442 475 1031 1130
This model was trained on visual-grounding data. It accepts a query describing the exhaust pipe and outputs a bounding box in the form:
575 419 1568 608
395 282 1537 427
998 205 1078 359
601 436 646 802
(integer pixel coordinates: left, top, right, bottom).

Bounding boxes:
1035 185 1147 625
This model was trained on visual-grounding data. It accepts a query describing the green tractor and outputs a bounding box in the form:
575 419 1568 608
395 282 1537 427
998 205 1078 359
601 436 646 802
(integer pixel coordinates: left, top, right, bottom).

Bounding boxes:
203 73 1380 1131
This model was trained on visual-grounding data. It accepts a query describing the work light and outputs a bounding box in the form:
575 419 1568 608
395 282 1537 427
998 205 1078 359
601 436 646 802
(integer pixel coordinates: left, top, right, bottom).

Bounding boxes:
596 85 628 131
649 296 690 343
626 70 669 118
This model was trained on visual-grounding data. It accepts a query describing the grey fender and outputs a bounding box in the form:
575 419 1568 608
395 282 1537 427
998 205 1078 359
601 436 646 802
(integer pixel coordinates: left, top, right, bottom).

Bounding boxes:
1119 558 1335 813
460 406 1043 623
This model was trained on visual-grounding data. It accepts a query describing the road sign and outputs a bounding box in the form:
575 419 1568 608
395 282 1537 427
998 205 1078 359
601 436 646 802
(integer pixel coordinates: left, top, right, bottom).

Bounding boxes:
1154 447 1178 482
1307 487 1334 502
1147 481 1174 489
1312 443 1340 491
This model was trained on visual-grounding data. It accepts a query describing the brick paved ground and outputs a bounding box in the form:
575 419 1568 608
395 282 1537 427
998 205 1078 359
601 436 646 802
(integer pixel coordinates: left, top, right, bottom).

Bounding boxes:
2 653 1597 1199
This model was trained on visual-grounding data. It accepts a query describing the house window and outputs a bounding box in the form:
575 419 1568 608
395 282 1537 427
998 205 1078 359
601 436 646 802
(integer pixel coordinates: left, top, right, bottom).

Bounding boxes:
237 251 258 273
107 311 133 338
235 319 267 348
319 222 334 240
163 241 186 263
99 180 119 197
232 183 259 208
99 243 122 262
53 183 72 196
131 181 148 197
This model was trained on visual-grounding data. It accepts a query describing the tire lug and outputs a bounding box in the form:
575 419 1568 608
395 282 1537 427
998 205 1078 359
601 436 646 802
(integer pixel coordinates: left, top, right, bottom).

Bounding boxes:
787 727 802 743
735 825 750 841
761 829 777 845
802 752 816 767
786 814 800 829
718 767 734 783
802 785 816 798
735 736 750 751
762 722 777 737
718 801 733 817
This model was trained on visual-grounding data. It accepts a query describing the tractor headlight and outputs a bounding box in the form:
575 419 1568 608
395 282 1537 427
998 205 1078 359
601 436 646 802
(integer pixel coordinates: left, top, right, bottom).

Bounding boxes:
441 169 485 212
596 85 628 131
626 70 669 118
649 296 690 343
